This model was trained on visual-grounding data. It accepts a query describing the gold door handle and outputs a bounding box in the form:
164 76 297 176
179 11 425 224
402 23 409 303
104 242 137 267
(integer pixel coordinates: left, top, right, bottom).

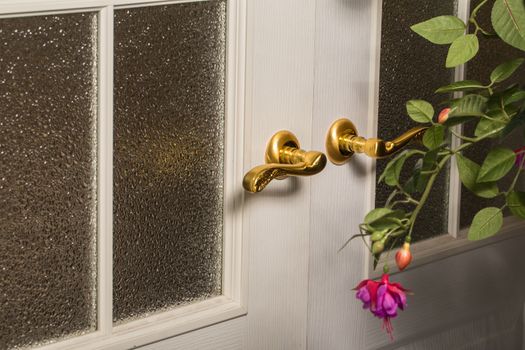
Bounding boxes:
243 131 327 193
325 118 428 165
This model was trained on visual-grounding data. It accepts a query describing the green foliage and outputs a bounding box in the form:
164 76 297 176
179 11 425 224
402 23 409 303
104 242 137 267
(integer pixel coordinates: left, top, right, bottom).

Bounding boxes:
423 125 445 149
501 111 525 137
450 94 488 117
505 90 525 105
364 208 405 231
406 100 434 123
417 149 439 191
490 58 525 83
446 34 479 68
475 118 504 138
468 207 504 240
491 0 525 51
507 191 525 219
379 150 419 186
477 147 516 182
354 0 525 269
410 15 466 44
455 154 499 198
435 80 485 93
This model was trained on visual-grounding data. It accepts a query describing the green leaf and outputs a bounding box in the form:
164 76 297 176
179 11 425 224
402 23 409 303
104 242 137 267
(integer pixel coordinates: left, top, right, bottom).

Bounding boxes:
450 94 488 117
406 100 434 123
491 0 525 51
487 84 520 111
490 58 525 83
423 125 445 150
507 191 525 218
477 147 516 183
364 208 394 224
403 161 422 194
456 154 499 198
505 90 525 105
468 207 503 241
415 149 439 192
475 118 504 138
435 80 485 93
410 15 466 44
379 150 419 186
444 94 488 126
384 156 405 187
502 110 525 137
364 209 405 231
446 34 479 68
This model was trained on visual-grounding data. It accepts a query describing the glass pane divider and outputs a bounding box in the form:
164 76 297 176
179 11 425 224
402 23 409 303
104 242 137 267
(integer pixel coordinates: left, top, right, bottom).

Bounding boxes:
363 0 382 278
447 0 470 239
97 4 114 337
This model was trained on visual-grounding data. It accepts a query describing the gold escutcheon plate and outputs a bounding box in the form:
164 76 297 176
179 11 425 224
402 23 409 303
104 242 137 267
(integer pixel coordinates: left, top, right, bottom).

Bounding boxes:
326 118 358 165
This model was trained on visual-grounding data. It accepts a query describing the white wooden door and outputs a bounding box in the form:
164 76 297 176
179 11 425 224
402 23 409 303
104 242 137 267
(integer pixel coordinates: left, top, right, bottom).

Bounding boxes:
3 0 524 349
146 0 525 349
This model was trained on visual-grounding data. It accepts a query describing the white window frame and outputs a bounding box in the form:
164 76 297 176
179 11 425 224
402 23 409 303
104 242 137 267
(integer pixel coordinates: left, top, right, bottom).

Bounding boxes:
0 0 247 349
366 0 525 277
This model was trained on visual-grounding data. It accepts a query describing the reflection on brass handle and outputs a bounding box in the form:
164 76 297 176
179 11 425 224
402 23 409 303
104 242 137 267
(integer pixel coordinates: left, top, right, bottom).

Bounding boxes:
243 131 327 193
325 118 428 165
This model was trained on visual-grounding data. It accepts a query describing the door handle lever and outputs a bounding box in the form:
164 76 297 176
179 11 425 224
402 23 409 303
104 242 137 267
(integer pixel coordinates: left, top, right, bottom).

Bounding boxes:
325 118 428 165
243 131 327 193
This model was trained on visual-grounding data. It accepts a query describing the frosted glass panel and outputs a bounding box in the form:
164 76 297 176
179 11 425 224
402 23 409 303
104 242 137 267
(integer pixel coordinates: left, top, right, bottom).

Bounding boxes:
113 1 226 323
375 0 456 242
0 13 98 348
460 0 525 228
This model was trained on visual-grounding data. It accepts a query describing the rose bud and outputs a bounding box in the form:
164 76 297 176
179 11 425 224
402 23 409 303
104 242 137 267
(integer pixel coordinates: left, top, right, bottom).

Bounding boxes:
437 108 451 124
395 242 412 271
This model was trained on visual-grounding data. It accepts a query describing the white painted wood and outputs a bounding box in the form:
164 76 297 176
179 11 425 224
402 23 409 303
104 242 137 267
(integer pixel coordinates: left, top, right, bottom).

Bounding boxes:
98 4 114 337
140 317 245 350
392 304 523 350
307 1 376 349
365 235 525 349
6 0 525 349
242 0 316 349
372 217 525 277
447 0 471 239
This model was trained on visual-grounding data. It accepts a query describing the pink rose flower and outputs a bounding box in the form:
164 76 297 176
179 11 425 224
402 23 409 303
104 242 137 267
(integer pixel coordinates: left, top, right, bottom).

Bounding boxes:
354 274 409 339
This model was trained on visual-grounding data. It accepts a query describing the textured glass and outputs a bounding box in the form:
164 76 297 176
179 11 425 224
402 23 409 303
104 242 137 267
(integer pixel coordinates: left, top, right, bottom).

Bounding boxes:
460 0 525 228
0 13 98 349
113 1 226 323
375 1 457 242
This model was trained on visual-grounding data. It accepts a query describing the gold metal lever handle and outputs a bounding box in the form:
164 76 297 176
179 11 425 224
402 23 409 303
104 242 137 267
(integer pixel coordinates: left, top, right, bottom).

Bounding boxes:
325 118 428 165
243 131 327 193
